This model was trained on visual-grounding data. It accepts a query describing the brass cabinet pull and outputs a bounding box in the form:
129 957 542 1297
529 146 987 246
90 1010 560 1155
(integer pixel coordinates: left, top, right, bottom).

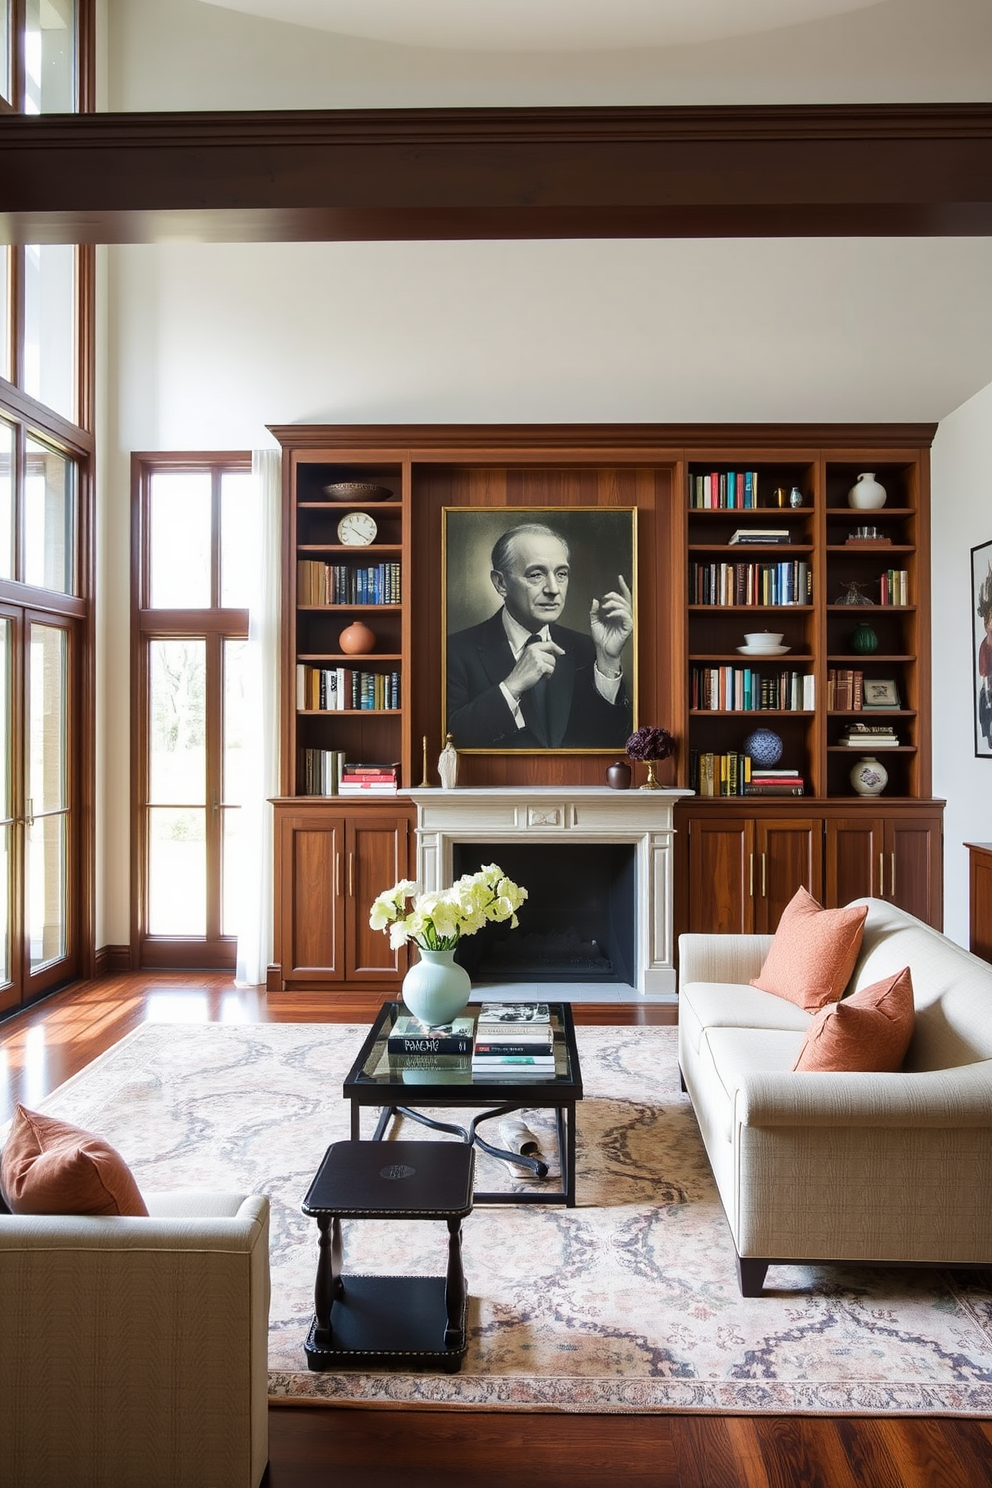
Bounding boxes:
749 852 754 896
761 853 767 898
879 853 885 897
891 852 897 900
334 852 341 899
348 852 354 898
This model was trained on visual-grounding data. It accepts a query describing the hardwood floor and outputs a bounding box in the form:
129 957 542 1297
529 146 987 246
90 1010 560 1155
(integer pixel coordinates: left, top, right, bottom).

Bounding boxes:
2 974 991 1488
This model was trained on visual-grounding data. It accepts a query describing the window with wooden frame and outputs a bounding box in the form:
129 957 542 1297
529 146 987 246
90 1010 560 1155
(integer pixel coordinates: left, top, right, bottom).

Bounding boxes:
131 454 253 968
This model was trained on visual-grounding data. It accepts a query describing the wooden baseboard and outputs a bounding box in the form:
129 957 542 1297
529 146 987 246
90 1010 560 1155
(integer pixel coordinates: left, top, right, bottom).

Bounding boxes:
94 944 131 977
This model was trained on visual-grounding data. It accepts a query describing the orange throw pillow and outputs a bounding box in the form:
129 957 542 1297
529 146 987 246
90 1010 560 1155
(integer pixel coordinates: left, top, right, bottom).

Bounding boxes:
750 886 868 1012
793 966 915 1072
0 1104 148 1216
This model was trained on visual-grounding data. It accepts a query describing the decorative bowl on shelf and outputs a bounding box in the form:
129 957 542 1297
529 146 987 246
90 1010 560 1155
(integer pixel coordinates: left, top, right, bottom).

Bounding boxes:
737 643 790 657
744 632 783 649
322 482 394 502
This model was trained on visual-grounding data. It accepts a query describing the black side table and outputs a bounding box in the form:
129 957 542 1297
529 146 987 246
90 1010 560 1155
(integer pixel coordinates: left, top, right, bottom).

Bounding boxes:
301 1139 474 1373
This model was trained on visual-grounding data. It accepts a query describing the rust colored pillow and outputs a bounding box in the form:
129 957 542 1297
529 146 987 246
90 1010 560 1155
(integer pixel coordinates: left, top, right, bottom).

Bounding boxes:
0 1104 148 1216
750 886 868 1012
793 966 915 1072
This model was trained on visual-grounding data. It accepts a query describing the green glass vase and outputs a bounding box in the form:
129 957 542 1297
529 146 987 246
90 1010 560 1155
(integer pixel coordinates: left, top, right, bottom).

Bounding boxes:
851 622 879 655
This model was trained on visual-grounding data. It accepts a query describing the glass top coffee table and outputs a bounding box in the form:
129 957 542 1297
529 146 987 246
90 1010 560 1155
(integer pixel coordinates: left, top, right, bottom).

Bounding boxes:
343 1001 583 1206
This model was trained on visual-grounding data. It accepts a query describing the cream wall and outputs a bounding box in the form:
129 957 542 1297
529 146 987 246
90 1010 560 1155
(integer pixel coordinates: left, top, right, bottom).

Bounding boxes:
931 383 992 947
97 0 992 950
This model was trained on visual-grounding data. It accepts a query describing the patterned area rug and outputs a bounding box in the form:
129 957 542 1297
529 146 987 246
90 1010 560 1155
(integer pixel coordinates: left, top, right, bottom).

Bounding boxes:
14 1021 992 1414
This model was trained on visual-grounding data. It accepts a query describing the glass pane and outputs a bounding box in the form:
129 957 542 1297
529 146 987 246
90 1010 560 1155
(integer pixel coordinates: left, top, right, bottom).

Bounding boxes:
221 806 240 938
148 807 205 935
23 243 76 421
0 420 13 580
223 638 246 804
220 470 254 608
0 1 10 104
24 437 74 593
27 813 66 971
0 245 9 382
24 0 76 114
0 618 9 821
0 822 9 985
28 623 67 815
149 471 211 607
149 640 205 805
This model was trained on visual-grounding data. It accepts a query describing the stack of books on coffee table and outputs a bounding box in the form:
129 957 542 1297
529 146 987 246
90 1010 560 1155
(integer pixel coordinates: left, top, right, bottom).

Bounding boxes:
471 1002 557 1076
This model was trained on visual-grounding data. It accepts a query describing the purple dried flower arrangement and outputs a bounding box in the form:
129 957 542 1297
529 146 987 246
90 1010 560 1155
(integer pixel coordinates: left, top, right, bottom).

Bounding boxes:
625 725 675 791
625 725 675 762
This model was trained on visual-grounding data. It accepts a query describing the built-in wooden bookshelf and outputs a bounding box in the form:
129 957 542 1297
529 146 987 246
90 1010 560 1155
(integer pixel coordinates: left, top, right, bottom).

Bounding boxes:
267 424 942 988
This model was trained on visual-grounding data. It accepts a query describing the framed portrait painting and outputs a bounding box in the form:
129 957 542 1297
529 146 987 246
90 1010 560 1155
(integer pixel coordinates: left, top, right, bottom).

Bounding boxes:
973 539 992 759
442 507 637 753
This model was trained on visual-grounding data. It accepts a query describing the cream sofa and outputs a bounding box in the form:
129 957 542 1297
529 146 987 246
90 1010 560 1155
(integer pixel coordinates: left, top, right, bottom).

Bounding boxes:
678 898 992 1296
0 1191 270 1488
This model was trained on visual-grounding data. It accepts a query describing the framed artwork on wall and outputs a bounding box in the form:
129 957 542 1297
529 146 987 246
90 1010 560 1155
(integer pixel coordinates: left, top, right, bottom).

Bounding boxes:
442 506 637 753
973 538 992 759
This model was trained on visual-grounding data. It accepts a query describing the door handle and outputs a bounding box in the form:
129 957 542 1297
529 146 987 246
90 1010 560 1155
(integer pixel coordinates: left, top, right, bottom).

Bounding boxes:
748 852 754 897
348 852 354 898
878 853 885 898
761 853 767 898
334 851 341 899
890 852 897 900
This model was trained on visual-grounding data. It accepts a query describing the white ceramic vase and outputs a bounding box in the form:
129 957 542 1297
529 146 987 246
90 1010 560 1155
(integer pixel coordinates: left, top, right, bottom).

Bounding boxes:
401 947 472 1026
850 755 888 797
847 472 887 510
438 734 459 790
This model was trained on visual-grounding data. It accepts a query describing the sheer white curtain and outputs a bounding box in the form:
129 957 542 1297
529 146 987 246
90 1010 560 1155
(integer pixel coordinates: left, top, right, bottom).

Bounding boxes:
235 448 282 987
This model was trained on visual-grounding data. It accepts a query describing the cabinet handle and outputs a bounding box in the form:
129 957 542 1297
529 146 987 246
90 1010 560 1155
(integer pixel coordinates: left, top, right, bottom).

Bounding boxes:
761 853 767 898
348 852 354 898
879 853 885 898
334 852 341 899
891 852 897 900
749 852 754 897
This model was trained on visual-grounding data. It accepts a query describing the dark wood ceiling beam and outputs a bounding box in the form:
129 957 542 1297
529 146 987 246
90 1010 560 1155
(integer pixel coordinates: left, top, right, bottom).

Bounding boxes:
1 104 991 244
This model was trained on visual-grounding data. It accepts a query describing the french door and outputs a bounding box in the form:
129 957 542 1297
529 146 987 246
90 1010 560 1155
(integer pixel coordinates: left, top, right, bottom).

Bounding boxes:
0 603 79 1013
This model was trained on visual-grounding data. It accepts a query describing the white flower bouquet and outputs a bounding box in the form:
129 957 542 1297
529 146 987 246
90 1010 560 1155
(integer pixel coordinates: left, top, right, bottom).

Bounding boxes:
369 863 528 952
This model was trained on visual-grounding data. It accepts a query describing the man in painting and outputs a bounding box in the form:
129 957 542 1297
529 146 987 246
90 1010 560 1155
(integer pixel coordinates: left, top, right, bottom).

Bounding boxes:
978 564 992 749
446 522 633 749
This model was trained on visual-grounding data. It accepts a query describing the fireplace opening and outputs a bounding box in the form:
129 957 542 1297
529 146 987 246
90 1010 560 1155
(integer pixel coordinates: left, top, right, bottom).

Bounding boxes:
451 842 636 985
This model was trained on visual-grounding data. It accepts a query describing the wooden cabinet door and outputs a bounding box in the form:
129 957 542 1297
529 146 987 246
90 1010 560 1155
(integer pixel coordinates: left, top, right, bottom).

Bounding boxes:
885 816 942 928
345 813 411 981
687 816 754 934
824 816 883 907
753 818 823 933
276 811 345 983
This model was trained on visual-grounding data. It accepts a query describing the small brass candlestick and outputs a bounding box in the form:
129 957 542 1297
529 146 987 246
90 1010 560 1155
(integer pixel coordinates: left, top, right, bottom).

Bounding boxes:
418 734 431 787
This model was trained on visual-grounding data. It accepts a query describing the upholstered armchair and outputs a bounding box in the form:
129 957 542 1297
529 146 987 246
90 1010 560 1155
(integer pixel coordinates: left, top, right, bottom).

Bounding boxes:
0 1190 270 1488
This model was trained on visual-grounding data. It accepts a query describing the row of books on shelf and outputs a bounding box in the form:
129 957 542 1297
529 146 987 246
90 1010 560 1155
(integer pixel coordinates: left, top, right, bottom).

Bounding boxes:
878 570 909 606
296 663 400 712
689 750 805 796
386 1002 557 1076
689 470 760 509
297 559 401 606
301 751 400 795
689 560 812 607
690 666 814 713
825 669 902 712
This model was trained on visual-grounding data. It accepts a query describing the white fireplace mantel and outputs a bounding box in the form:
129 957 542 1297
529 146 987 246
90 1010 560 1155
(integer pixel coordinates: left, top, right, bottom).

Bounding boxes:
408 787 690 998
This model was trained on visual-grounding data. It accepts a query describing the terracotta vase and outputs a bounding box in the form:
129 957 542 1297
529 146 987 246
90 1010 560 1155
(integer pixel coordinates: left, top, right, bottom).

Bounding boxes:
338 621 376 655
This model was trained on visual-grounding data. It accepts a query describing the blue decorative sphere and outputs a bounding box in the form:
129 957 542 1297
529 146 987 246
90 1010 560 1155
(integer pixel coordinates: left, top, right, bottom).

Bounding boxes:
743 728 783 767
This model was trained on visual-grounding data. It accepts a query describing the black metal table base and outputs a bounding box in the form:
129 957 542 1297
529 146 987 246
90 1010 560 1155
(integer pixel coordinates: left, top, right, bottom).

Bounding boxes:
369 1101 575 1205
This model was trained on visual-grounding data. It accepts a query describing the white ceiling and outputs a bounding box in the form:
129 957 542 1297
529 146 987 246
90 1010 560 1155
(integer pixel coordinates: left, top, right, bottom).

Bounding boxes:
198 0 887 52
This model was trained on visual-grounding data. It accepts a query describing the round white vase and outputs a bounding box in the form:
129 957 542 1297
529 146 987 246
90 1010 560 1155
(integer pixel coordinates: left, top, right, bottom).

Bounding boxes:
847 472 887 510
401 947 472 1026
850 755 888 796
